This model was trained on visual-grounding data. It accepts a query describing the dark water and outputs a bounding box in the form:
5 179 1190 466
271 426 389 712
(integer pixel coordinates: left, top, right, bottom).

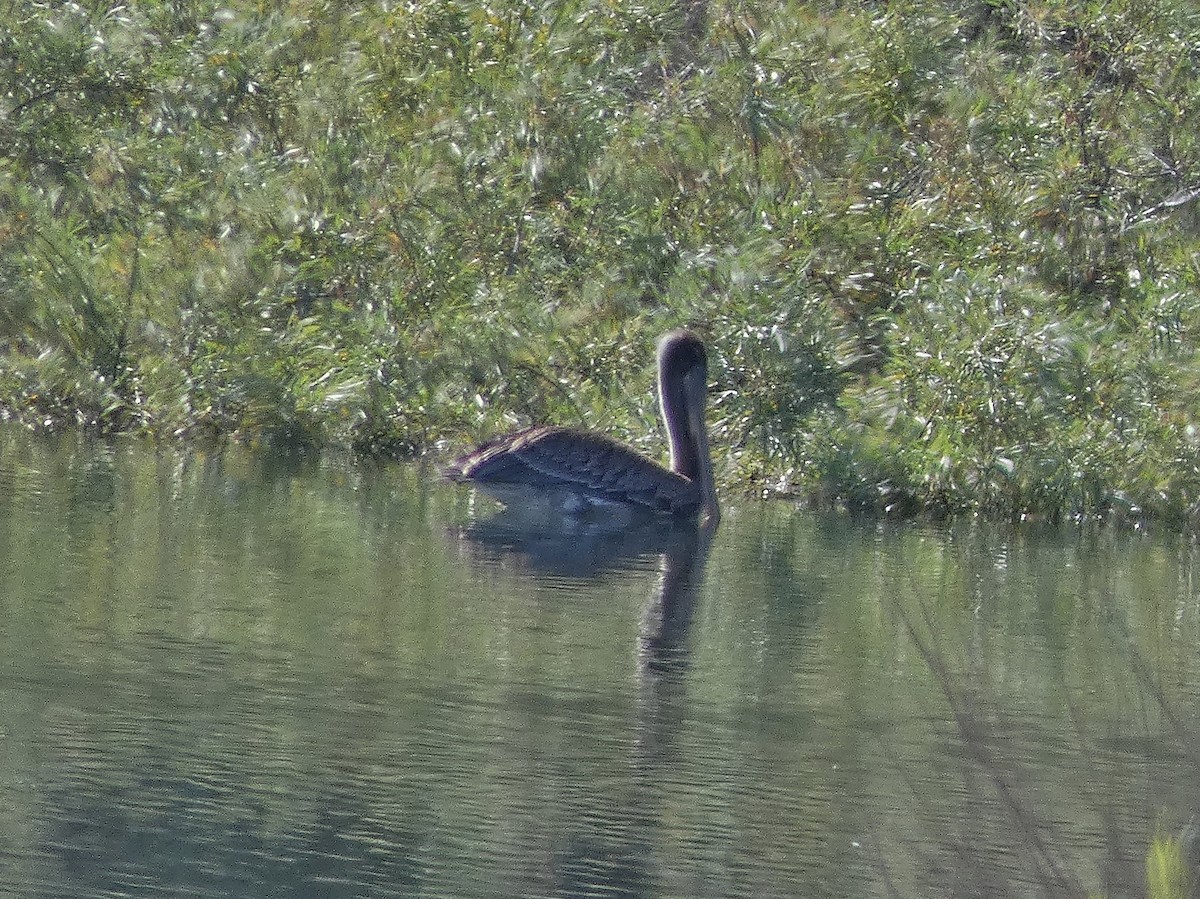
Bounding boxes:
1 430 1198 898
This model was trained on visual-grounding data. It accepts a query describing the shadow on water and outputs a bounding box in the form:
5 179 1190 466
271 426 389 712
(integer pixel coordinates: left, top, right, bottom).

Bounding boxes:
856 520 1200 899
888 579 1090 899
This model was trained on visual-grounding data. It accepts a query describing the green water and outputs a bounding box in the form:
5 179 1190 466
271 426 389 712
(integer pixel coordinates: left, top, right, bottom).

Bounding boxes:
0 429 1197 898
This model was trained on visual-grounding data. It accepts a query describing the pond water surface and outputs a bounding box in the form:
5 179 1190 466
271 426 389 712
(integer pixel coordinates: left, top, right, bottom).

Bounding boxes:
1 429 1198 898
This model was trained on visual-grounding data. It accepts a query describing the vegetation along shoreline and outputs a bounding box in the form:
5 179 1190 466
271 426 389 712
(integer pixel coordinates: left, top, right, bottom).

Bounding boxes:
2 1 1199 528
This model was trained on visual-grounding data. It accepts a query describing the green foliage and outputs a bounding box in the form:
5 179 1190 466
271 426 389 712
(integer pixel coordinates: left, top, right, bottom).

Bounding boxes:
1146 829 1194 899
3 0 1200 525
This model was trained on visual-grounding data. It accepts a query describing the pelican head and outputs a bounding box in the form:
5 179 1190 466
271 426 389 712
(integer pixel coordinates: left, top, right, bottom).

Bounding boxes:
658 330 719 523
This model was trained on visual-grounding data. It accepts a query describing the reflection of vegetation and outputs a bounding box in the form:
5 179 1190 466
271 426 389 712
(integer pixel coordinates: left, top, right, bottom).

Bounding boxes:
4 1 1200 524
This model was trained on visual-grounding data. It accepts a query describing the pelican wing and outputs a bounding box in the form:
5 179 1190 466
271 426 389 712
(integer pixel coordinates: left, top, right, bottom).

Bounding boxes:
448 426 701 516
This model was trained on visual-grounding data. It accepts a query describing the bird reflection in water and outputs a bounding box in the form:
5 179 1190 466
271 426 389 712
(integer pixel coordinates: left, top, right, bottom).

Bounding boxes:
445 329 721 672
447 505 717 675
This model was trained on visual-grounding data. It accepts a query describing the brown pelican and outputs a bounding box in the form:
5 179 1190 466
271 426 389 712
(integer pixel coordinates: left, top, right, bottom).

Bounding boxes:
446 330 719 522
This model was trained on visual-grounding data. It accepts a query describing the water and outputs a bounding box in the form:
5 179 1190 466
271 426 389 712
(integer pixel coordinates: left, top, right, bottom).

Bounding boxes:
1 429 1198 898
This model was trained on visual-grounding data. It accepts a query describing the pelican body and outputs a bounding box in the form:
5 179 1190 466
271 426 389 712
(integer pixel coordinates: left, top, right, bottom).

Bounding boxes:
446 330 719 522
